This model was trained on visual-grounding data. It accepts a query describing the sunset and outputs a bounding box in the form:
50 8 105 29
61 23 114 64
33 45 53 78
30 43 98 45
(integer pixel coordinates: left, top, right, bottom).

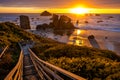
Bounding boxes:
0 7 120 14
0 0 120 13
70 7 89 14
0 0 120 80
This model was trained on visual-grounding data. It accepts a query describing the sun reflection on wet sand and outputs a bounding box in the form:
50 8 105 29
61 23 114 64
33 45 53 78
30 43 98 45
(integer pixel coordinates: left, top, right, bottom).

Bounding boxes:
30 29 120 54
68 29 91 47
77 29 81 35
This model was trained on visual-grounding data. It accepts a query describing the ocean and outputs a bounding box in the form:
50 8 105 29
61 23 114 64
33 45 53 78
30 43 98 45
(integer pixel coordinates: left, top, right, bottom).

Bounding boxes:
0 13 120 32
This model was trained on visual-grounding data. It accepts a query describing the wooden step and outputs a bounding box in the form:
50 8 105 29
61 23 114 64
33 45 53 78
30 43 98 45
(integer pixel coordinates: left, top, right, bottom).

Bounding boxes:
23 49 40 80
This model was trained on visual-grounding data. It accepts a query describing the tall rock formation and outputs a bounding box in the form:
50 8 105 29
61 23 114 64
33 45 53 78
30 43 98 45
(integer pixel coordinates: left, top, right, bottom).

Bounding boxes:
20 15 30 29
51 14 74 29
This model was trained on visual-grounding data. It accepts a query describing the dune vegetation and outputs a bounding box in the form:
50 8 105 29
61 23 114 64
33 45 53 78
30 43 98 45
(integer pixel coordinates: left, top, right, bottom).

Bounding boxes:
31 37 120 80
0 22 120 80
0 22 36 79
0 22 36 47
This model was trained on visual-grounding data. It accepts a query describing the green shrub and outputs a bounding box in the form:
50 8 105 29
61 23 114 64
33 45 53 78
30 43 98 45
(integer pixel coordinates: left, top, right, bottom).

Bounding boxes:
48 57 120 80
0 22 36 79
31 37 120 80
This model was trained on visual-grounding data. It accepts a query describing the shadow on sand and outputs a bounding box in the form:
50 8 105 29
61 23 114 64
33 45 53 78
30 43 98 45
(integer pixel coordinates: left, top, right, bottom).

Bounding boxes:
88 38 100 48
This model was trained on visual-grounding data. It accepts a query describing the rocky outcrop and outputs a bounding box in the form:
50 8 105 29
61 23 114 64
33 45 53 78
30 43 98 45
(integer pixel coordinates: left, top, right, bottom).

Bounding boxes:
51 14 74 29
40 11 52 16
36 14 75 36
37 14 74 30
20 15 30 29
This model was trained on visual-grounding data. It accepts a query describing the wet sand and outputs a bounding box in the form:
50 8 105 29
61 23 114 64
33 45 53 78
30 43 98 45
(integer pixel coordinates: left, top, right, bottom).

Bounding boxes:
29 29 120 55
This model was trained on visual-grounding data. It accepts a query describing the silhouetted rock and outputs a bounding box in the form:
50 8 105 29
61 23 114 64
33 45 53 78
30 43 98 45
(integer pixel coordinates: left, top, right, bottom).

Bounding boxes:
36 23 49 30
108 16 114 19
51 15 74 29
51 14 59 27
40 11 52 16
36 14 75 36
97 20 103 23
88 35 100 48
84 21 89 24
95 14 100 16
20 15 30 29
88 35 95 39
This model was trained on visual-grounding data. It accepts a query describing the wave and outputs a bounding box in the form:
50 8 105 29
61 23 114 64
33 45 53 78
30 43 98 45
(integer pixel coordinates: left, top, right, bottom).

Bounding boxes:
103 28 120 32
78 26 120 32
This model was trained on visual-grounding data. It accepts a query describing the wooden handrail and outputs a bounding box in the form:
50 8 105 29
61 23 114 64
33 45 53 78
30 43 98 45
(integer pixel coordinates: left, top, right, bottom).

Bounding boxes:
0 46 8 59
4 50 23 80
29 49 86 80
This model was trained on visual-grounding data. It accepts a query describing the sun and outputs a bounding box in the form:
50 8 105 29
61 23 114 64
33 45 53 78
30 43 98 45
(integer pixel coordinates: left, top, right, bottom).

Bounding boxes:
70 7 89 14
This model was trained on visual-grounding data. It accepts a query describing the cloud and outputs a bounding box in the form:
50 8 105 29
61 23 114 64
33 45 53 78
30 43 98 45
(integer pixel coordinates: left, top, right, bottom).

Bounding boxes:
0 0 72 8
0 0 120 8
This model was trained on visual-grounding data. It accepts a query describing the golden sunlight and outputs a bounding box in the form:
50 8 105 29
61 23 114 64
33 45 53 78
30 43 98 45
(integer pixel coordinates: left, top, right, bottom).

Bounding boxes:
77 30 81 35
70 7 89 14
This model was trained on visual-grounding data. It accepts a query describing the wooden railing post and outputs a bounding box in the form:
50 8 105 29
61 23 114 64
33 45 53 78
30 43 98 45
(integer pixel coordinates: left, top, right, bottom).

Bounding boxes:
0 46 8 59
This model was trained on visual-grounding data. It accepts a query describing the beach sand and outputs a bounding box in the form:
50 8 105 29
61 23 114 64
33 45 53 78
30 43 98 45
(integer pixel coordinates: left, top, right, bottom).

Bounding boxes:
79 30 120 55
29 29 120 55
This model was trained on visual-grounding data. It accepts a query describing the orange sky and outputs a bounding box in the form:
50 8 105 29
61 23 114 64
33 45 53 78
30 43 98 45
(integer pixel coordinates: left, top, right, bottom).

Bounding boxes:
0 7 120 14
0 0 120 13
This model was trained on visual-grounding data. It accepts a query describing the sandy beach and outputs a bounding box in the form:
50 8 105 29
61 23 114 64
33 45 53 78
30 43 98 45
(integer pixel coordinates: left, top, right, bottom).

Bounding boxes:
78 30 120 55
29 29 120 55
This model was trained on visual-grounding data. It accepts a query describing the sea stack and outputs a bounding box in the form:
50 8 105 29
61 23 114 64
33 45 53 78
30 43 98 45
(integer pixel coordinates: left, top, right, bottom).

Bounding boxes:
20 15 30 29
40 11 52 16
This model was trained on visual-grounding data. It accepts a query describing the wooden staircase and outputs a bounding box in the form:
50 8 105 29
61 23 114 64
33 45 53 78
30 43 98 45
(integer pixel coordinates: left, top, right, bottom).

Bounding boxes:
5 42 86 80
23 54 40 80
